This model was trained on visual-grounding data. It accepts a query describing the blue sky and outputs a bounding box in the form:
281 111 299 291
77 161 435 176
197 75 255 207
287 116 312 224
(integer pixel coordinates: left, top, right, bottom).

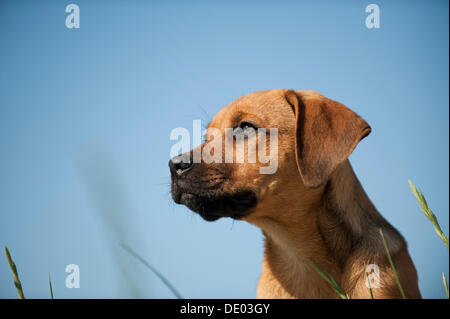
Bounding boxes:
0 0 448 298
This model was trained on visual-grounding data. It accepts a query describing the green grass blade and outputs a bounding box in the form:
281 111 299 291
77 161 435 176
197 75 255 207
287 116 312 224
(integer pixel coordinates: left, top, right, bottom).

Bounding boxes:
310 259 348 299
49 272 54 299
443 273 449 299
365 271 374 299
120 243 183 299
4 245 25 299
409 180 449 250
379 229 406 299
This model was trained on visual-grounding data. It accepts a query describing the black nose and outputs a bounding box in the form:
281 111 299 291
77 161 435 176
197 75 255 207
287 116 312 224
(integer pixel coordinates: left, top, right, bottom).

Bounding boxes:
169 154 193 176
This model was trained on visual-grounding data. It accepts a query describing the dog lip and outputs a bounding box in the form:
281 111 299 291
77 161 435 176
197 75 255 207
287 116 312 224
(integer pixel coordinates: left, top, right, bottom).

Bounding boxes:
180 192 195 201
171 189 182 203
198 212 222 222
172 191 196 206
171 187 257 221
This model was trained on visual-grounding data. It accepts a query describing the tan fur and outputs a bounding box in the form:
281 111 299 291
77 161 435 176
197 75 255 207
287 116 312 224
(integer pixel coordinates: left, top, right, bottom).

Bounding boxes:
204 89 421 299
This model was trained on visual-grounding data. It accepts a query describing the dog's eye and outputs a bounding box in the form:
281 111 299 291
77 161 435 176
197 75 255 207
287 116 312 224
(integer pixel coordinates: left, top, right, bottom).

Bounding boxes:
234 121 257 138
240 121 257 131
240 121 255 128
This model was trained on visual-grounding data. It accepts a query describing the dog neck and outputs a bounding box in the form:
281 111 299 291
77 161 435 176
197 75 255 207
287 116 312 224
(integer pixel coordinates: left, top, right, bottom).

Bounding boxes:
246 160 402 298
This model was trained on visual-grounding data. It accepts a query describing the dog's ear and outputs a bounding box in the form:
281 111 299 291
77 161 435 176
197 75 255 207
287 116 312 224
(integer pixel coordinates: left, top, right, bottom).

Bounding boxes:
284 90 371 188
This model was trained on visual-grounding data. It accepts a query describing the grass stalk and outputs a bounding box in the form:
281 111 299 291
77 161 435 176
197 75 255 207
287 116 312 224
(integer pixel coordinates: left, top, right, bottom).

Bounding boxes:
4 245 25 299
49 272 54 299
379 229 406 299
409 180 449 297
120 243 183 299
409 180 449 250
365 271 374 299
310 259 349 299
443 272 449 299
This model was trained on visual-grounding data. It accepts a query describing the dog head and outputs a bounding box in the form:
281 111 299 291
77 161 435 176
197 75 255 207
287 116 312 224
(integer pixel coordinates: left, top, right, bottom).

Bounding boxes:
170 89 371 221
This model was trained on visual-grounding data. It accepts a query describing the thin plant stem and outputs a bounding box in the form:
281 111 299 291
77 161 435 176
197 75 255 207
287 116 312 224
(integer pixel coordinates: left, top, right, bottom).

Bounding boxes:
120 243 183 299
310 259 349 299
49 272 54 299
365 271 374 299
4 246 25 299
379 229 406 299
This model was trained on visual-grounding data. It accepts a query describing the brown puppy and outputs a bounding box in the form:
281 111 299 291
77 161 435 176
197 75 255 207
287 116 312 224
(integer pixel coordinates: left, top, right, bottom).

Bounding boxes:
169 89 421 299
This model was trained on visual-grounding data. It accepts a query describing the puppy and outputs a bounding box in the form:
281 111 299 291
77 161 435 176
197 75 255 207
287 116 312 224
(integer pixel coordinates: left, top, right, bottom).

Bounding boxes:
169 89 421 299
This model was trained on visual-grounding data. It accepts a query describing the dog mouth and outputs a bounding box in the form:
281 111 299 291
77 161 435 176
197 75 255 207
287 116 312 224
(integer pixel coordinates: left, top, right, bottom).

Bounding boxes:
172 188 258 222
